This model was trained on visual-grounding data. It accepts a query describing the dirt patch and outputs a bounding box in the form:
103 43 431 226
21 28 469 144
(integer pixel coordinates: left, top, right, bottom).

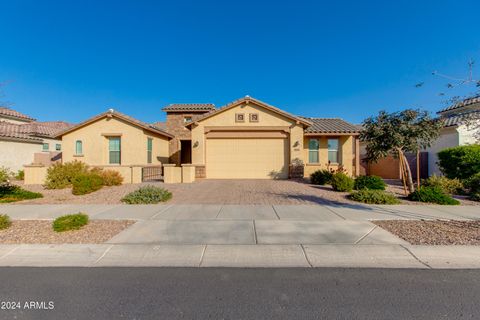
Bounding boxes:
0 220 135 244
374 220 480 245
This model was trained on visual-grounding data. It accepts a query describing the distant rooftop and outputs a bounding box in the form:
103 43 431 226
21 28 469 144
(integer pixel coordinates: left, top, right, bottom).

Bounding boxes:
303 117 360 134
0 107 36 122
438 95 480 114
162 103 216 112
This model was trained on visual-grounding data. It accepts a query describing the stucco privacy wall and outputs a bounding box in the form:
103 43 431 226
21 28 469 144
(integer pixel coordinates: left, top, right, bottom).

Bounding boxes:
427 127 458 176
191 101 301 166
0 140 42 172
303 135 355 177
61 117 169 166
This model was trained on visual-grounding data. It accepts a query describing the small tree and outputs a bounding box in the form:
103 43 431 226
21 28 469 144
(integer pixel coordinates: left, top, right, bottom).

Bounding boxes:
360 109 442 194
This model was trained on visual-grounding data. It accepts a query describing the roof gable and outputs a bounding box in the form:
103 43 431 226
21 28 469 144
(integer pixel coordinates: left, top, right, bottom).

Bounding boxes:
186 96 312 127
0 107 36 122
54 110 174 139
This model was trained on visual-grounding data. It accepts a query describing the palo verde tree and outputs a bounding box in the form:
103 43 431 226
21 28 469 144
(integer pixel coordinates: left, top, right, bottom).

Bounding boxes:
360 109 442 194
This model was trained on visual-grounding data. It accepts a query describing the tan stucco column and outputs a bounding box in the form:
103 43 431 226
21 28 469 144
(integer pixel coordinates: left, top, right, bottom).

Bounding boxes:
355 137 360 177
181 164 196 183
163 164 182 184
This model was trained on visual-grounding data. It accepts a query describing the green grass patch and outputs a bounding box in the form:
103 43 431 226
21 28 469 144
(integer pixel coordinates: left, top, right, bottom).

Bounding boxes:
0 214 12 230
53 213 89 232
121 186 172 204
0 185 43 203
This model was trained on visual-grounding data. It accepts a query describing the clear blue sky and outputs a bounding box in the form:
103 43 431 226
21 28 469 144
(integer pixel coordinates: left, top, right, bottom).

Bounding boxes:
1 0 479 124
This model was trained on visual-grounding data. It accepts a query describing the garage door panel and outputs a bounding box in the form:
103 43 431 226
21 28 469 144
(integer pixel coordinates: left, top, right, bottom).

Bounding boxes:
206 138 289 179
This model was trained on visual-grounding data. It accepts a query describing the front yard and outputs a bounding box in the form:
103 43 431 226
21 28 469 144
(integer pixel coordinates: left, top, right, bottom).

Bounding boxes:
8 179 480 205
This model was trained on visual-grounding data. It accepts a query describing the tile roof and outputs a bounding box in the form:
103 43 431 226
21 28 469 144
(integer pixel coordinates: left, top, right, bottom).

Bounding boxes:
151 121 167 131
54 109 174 139
0 122 43 142
162 103 216 112
438 95 480 114
442 110 480 127
188 96 312 126
0 107 36 122
303 118 360 134
18 121 74 137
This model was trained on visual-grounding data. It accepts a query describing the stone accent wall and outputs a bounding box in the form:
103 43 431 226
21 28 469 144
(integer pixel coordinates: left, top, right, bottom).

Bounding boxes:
166 112 208 165
195 165 206 178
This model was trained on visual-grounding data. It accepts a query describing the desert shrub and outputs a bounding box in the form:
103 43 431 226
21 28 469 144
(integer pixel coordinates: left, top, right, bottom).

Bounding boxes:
470 193 480 202
330 173 354 192
407 186 460 205
98 169 123 186
15 170 24 180
349 190 400 204
0 185 43 203
464 173 480 194
422 174 464 195
72 173 104 195
53 213 89 232
121 186 172 204
310 169 333 185
437 145 480 180
0 167 11 184
0 214 12 230
45 161 89 189
354 175 386 190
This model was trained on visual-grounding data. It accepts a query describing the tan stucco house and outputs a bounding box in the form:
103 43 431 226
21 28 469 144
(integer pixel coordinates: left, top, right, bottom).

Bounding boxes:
426 95 480 175
53 96 360 182
0 107 71 172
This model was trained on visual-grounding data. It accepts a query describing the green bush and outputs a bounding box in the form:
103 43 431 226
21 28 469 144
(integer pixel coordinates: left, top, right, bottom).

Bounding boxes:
0 214 12 230
407 186 460 205
437 145 480 180
349 190 400 204
0 185 43 203
45 161 89 189
98 169 123 186
422 174 464 195
72 173 104 195
15 170 24 180
354 175 386 190
121 186 172 204
464 173 480 194
0 167 11 184
470 193 480 202
310 169 333 185
53 213 89 232
330 173 354 192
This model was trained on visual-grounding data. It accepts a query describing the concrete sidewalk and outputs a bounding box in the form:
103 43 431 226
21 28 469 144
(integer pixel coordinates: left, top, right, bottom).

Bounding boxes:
0 243 479 268
1 203 478 221
0 204 479 268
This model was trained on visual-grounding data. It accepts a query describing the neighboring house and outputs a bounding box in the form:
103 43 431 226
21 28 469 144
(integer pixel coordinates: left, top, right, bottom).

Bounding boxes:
54 110 174 169
0 107 71 171
427 96 480 176
54 96 360 181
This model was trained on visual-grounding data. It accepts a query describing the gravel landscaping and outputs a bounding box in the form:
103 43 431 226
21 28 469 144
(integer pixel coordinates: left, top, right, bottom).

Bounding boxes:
0 220 134 244
8 179 479 205
374 220 480 245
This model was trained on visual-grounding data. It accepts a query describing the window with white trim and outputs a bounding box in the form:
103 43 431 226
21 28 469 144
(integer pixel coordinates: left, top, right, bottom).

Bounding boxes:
328 138 339 163
308 139 319 163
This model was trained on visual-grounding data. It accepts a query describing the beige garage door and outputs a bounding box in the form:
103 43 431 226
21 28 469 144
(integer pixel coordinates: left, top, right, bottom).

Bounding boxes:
206 138 289 179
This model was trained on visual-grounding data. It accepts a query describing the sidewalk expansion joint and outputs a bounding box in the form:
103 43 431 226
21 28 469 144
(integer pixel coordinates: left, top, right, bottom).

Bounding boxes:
215 205 223 219
400 245 432 269
94 244 114 265
354 225 377 244
252 220 258 244
300 245 313 268
198 245 207 267
150 204 173 219
323 205 347 220
271 206 281 220
0 246 19 260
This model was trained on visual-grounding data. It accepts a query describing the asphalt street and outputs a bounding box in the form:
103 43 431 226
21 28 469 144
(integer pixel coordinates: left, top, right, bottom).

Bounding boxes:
0 267 479 319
